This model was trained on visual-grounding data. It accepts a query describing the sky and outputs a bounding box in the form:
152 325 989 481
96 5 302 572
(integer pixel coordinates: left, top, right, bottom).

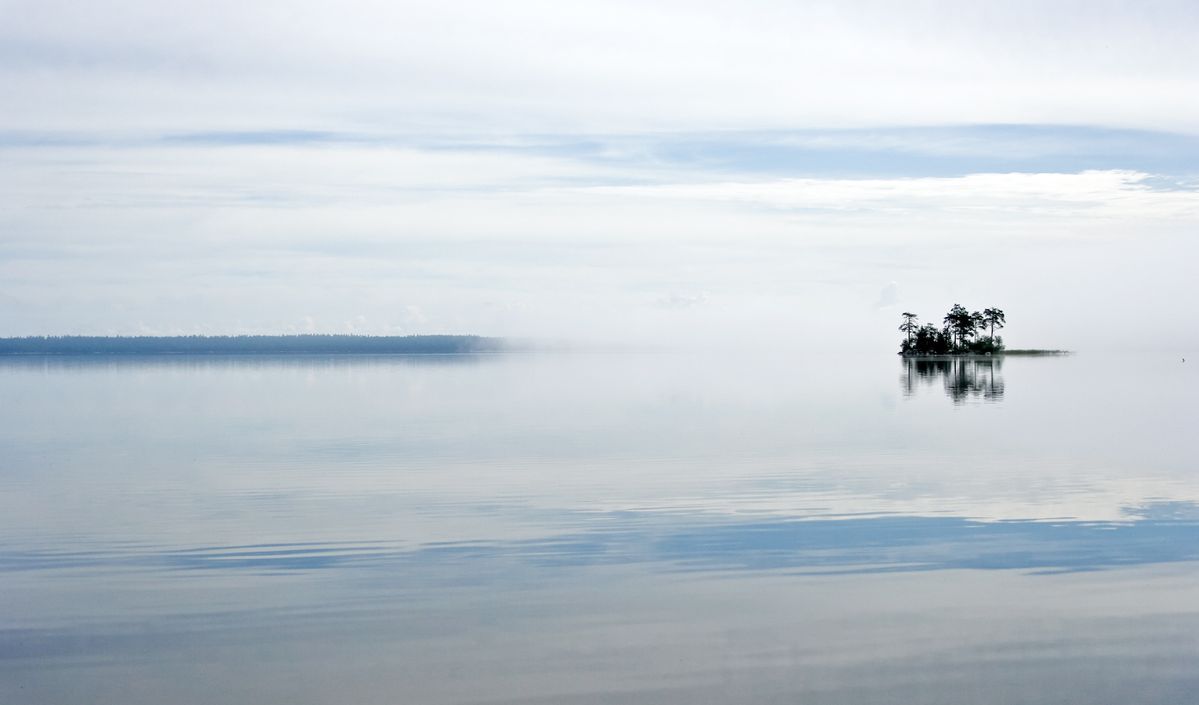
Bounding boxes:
2 0 1199 351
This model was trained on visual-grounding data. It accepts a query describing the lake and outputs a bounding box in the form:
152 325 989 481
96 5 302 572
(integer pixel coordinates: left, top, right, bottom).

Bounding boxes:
1 351 1197 704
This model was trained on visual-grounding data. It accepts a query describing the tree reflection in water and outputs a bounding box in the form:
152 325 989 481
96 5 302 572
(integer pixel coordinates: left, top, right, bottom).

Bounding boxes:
902 357 1005 402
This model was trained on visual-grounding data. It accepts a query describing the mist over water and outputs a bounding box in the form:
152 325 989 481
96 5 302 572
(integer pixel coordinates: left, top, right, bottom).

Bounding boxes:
1 351 1197 704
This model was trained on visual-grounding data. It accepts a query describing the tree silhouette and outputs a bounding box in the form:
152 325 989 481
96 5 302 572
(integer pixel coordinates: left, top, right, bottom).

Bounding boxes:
899 312 919 348
899 306 1006 354
943 304 976 349
981 307 1006 339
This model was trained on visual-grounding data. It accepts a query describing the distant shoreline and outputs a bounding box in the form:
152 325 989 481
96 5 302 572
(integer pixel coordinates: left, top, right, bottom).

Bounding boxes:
0 335 508 356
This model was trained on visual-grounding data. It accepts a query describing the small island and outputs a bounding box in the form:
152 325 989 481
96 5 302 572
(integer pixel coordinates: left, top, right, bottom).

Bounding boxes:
898 305 1067 356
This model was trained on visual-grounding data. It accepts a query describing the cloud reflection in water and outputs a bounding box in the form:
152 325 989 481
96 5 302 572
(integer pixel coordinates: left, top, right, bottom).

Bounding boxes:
5 510 1198 582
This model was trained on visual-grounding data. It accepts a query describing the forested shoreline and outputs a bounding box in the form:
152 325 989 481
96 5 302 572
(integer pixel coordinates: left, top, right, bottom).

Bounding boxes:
0 335 507 355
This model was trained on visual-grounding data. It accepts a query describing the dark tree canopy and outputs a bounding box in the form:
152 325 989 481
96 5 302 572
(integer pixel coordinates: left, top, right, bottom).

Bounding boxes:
898 312 920 346
901 306 1005 355
981 308 1006 339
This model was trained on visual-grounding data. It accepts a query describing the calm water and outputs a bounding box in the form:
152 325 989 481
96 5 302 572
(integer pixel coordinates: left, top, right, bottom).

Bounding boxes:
1 351 1197 704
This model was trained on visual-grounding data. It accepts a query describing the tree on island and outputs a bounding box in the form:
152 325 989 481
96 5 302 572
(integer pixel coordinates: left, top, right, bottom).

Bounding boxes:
911 323 951 354
901 305 1005 355
943 304 975 348
981 307 1005 339
899 312 919 347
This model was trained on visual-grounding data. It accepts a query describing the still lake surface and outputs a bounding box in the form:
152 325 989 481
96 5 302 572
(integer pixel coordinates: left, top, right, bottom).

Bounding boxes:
1 351 1197 704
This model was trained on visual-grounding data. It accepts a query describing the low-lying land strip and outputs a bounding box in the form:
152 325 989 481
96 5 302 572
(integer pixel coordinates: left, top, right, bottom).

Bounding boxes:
0 335 507 355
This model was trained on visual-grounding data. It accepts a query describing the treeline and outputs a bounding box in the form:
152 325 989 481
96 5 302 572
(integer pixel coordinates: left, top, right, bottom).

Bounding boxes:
0 335 507 356
899 305 1005 355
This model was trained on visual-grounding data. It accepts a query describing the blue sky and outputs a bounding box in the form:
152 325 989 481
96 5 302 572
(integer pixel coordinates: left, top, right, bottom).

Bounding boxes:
2 1 1199 350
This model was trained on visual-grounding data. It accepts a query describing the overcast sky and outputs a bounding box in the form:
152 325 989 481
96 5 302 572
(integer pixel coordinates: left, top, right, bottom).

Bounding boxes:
3 0 1198 351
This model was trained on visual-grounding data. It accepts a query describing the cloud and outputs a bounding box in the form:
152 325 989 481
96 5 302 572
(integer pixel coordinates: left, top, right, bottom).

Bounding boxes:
3 3 1199 348
585 170 1199 222
2 132 1198 347
3 1 1199 134
874 282 898 309
655 292 711 310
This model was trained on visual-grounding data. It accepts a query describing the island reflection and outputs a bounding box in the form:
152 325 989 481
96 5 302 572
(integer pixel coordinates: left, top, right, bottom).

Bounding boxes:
902 356 1004 402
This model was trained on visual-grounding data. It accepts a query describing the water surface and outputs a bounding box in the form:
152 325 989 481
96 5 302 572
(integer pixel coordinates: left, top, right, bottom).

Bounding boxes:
1 351 1196 703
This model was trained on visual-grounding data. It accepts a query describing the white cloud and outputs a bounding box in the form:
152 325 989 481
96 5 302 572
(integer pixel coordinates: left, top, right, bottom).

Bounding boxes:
586 171 1199 221
2 139 1197 350
874 282 898 309
655 292 711 310
3 1 1199 134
